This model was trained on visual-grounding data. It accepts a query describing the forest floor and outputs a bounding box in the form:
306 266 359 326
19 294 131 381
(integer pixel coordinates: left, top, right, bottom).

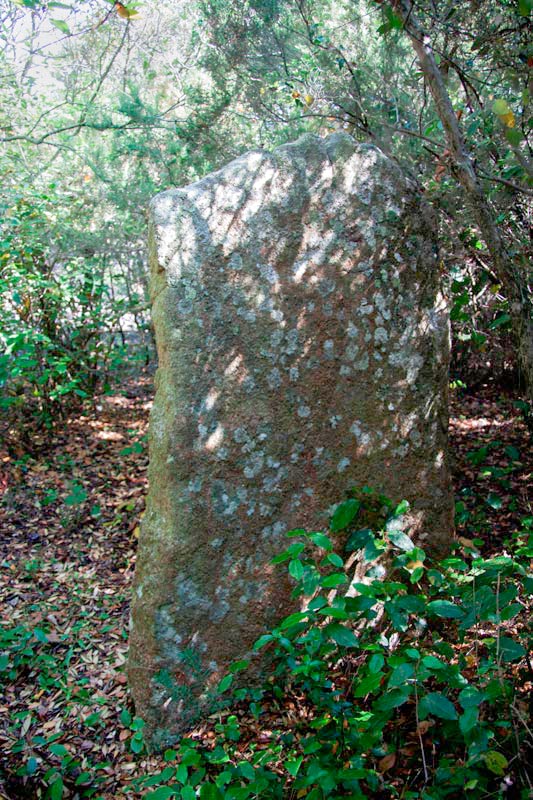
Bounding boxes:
0 376 531 799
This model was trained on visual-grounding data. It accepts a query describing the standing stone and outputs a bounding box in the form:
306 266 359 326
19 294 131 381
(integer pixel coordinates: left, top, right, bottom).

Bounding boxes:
128 133 453 746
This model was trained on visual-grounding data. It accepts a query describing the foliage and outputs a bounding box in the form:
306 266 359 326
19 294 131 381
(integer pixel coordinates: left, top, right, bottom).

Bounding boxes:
0 0 531 426
131 489 532 798
0 189 142 426
196 0 533 391
0 0 266 437
5 485 529 797
0 617 115 798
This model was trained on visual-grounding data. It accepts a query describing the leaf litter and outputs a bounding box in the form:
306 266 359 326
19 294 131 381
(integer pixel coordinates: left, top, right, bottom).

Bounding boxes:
0 378 531 798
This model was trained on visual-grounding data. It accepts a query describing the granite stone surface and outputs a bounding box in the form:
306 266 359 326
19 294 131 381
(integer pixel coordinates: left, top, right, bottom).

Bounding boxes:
128 133 454 746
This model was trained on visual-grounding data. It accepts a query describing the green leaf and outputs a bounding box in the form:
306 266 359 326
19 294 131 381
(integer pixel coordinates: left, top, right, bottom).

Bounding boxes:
229 659 250 673
288 559 303 580
326 553 344 568
377 5 403 34
119 708 132 726
426 600 464 619
474 556 514 572
238 759 255 780
325 622 358 648
427 569 444 587
489 313 511 330
364 537 385 562
485 493 502 510
353 672 384 697
346 528 374 551
368 653 384 673
49 744 68 757
505 128 523 146
50 18 70 34
307 595 327 611
459 707 478 734
374 686 411 709
144 768 178 786
64 483 87 506
285 528 307 538
253 634 273 650
505 445 520 461
33 627 48 643
501 603 522 621
394 499 410 516
207 746 230 765
346 595 379 615
459 687 484 709
181 788 196 800
388 661 415 687
285 755 303 776
498 636 526 662
484 750 508 776
26 757 38 775
492 98 511 116
146 788 178 800
388 529 415 551
518 0 533 17
200 783 223 799
388 8 403 28
330 499 360 532
319 606 349 621
49 777 64 800
410 566 424 583
321 572 347 588
272 543 305 563
279 611 308 630
74 772 93 786
217 674 233 693
420 692 457 720
309 532 333 550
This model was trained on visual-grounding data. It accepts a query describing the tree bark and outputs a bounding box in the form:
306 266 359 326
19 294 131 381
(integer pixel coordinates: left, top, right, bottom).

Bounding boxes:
392 0 533 401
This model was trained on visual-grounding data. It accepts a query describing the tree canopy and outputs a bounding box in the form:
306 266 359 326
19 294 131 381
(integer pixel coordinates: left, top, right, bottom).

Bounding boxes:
1 0 531 426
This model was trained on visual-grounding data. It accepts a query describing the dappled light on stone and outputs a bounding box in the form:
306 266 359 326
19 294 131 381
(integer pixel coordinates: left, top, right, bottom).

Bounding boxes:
128 132 454 746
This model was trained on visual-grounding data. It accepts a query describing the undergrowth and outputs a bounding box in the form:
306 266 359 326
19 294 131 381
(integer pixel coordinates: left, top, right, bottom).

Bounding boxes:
3 488 531 799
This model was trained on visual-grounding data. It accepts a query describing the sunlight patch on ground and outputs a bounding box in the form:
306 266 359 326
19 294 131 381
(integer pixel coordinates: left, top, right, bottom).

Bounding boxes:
450 416 513 431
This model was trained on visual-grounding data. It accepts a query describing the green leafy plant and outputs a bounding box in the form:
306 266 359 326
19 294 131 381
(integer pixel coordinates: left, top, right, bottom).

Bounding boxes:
0 619 111 797
130 488 532 799
0 192 144 433
2 492 530 798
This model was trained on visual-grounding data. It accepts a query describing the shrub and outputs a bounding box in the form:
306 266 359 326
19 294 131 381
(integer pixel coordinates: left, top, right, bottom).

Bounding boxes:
2 489 530 797
0 192 143 431
133 488 533 799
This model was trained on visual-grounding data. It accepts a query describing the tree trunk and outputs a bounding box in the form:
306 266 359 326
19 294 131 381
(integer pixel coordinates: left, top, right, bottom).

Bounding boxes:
392 0 533 401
